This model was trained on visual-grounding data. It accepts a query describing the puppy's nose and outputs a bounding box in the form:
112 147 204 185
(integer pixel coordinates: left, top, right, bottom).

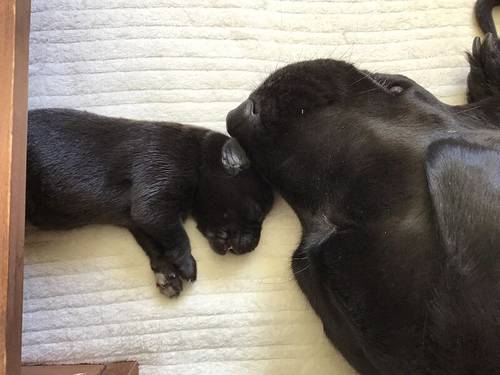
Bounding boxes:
226 99 259 131
231 233 260 254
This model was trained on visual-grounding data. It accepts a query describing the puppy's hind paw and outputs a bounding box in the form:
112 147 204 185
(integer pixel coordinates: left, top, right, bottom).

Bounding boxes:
467 33 500 102
155 272 183 298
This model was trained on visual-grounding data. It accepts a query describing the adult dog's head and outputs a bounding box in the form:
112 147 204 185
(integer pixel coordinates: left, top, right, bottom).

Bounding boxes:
227 59 452 222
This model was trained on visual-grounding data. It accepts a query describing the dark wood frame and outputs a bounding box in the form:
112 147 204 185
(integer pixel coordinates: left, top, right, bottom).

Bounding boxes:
21 362 139 375
0 1 31 374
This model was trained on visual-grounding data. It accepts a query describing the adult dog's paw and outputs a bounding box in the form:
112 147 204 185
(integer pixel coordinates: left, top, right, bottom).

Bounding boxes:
467 33 500 102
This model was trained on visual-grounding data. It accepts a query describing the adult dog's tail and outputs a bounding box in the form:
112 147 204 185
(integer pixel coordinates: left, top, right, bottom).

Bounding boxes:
476 0 500 36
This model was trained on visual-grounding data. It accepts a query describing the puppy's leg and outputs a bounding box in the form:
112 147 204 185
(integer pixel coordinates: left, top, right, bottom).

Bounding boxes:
130 227 184 297
131 199 197 282
467 33 500 102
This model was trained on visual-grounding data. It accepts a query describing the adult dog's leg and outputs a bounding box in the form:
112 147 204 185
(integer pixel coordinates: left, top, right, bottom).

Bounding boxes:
130 227 184 297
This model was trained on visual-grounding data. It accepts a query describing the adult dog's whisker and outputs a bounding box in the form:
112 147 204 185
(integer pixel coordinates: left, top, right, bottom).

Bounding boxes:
456 105 481 114
350 75 372 86
357 87 380 95
293 264 311 276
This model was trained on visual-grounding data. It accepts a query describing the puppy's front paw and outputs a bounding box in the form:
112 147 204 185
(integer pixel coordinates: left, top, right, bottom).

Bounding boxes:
467 33 500 102
155 271 183 298
174 254 197 282
151 258 185 298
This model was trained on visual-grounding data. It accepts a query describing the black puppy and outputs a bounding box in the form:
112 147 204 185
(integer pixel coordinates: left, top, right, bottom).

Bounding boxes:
226 1 500 373
27 109 273 297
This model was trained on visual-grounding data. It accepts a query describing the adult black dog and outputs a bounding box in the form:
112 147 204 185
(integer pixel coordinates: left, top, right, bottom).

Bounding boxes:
225 1 500 373
27 109 273 297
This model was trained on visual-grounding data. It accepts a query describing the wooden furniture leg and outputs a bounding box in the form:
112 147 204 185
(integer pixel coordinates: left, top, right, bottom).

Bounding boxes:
0 1 31 374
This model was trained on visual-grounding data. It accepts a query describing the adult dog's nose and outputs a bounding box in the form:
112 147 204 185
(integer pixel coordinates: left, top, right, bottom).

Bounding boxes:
226 99 259 134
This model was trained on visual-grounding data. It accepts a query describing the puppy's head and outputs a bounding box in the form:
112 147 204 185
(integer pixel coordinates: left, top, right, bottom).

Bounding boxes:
192 133 273 255
226 59 449 214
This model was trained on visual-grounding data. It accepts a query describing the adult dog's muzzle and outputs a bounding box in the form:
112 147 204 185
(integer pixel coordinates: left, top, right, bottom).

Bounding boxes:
226 99 260 134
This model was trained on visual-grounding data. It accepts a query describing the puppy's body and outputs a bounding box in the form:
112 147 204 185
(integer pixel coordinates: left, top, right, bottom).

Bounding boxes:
28 109 273 296
226 2 500 373
28 109 201 229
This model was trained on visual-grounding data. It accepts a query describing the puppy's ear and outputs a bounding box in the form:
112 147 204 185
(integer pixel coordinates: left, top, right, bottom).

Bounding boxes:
221 138 251 176
425 139 500 276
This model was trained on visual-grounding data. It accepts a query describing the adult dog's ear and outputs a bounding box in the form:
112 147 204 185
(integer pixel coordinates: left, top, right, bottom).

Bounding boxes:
425 139 500 367
221 138 251 176
425 139 500 276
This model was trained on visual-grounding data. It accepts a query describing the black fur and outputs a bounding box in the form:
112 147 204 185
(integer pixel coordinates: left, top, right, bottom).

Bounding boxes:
475 0 500 37
226 2 500 373
27 109 273 297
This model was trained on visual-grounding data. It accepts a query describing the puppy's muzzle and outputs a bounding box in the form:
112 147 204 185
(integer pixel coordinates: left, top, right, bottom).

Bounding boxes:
208 230 260 255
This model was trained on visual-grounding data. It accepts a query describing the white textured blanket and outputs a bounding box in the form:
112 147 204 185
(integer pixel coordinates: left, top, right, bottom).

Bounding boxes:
24 1 480 374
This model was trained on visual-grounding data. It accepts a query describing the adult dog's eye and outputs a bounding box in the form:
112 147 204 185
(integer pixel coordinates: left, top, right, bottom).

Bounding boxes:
388 84 404 95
